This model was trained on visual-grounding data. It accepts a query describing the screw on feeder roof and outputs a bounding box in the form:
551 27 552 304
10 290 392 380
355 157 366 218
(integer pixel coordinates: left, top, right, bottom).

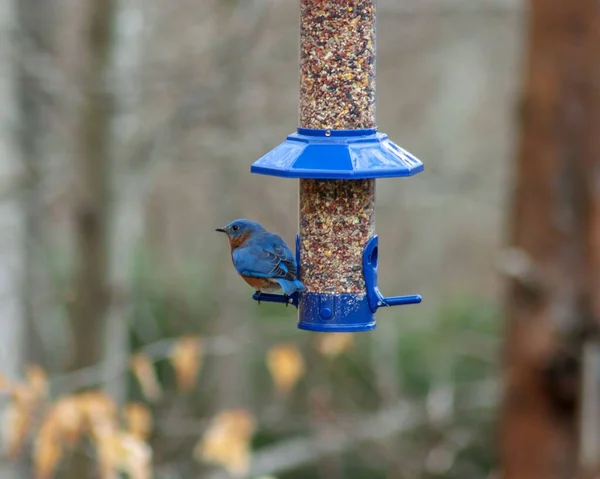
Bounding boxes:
248 0 423 332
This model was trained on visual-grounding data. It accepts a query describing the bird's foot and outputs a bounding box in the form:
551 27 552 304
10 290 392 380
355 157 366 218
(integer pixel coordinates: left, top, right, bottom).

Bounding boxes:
284 294 289 307
256 291 262 305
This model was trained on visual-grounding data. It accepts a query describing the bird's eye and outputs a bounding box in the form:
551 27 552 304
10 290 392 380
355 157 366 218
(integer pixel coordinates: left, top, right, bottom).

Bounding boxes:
232 225 239 231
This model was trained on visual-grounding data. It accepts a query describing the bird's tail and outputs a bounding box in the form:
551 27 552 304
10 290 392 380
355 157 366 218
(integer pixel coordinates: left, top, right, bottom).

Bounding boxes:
276 278 307 295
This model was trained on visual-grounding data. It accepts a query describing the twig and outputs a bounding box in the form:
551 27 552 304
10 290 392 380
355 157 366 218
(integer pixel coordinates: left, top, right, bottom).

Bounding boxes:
203 379 498 479
50 333 246 395
378 0 522 15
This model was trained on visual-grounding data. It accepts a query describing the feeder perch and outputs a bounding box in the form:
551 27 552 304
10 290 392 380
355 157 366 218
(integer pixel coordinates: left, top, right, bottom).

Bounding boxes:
250 0 423 332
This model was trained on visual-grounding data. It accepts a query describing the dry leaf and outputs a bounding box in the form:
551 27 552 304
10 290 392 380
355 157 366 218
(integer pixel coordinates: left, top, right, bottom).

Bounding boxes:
34 416 63 479
97 430 152 479
170 336 203 392
315 333 354 359
130 353 162 401
10 382 36 407
117 433 152 479
26 364 49 402
194 409 256 477
47 396 83 446
0 373 8 392
266 344 305 395
124 403 152 440
1 401 30 458
2 383 37 459
95 427 119 479
78 391 118 440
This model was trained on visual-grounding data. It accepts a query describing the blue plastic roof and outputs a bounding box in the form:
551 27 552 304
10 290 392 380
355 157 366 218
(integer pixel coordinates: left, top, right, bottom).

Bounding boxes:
251 128 423 180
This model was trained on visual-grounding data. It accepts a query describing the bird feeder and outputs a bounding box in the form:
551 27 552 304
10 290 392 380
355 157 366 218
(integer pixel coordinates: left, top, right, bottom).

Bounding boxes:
250 0 423 332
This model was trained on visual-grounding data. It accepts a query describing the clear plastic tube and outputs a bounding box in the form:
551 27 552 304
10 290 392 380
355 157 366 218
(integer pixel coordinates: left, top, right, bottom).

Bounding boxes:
299 0 376 130
298 0 377 295
299 179 375 294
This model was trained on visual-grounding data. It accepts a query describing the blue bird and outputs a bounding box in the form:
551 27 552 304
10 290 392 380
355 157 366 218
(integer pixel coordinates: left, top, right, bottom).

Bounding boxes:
215 219 306 304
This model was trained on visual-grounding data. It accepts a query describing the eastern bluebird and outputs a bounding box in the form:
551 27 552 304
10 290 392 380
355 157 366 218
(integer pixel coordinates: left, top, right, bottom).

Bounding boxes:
215 219 306 304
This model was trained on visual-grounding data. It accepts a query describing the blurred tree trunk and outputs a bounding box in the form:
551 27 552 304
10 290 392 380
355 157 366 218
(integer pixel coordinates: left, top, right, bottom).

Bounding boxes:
1 1 57 476
15 0 55 366
576 1 600 475
0 0 21 378
499 1 600 479
101 0 146 405
0 0 25 478
69 0 115 374
66 0 115 475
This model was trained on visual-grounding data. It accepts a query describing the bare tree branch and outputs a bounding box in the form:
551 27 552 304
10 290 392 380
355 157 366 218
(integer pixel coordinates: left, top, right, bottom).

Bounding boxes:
203 380 498 479
51 333 245 395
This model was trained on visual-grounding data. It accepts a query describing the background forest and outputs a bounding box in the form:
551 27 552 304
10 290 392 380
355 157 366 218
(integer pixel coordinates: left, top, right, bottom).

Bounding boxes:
0 1 598 479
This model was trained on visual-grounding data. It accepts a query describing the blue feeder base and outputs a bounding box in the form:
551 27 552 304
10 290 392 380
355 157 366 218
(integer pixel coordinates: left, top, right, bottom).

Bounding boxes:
250 235 422 333
298 293 375 332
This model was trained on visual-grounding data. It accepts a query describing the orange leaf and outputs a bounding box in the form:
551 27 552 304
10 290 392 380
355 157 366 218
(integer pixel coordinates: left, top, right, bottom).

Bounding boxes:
34 416 63 479
315 333 354 359
2 381 40 458
47 396 83 446
97 430 152 479
10 383 36 407
170 336 203 392
26 364 49 402
0 373 8 392
194 409 256 477
78 391 118 440
130 353 162 402
266 344 305 395
124 403 152 440
1 400 30 459
96 429 118 479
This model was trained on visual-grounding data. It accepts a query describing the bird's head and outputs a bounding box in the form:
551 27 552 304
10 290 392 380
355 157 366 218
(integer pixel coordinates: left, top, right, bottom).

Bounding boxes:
215 219 266 243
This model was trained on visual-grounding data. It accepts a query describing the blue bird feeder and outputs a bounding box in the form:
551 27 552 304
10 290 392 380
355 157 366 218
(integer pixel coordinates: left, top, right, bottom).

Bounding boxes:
249 0 423 332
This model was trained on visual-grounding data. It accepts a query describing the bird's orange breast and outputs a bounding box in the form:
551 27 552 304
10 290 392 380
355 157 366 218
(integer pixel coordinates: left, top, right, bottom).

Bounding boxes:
240 275 279 292
229 232 251 251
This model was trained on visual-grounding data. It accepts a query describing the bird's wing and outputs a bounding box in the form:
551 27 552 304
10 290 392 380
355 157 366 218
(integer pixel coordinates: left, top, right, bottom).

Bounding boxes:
233 234 297 280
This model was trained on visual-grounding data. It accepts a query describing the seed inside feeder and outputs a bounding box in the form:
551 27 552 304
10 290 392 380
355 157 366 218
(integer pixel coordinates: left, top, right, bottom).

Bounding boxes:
298 0 377 295
299 179 375 294
299 0 376 130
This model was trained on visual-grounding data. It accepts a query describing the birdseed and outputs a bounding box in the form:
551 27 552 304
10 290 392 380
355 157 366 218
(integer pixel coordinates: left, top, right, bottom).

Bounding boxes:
299 0 376 130
299 179 375 294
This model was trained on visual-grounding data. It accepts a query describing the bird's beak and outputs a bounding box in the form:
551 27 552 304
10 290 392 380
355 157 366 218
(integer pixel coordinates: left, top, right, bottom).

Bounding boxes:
215 227 226 233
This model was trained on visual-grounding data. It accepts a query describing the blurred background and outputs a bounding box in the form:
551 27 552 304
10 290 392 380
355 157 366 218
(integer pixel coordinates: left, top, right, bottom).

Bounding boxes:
0 0 598 478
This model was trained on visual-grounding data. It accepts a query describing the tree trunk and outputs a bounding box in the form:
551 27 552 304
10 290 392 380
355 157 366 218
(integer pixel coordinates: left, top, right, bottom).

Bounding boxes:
15 0 55 367
69 0 115 373
100 0 147 406
66 0 115 476
0 0 25 477
499 1 600 479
